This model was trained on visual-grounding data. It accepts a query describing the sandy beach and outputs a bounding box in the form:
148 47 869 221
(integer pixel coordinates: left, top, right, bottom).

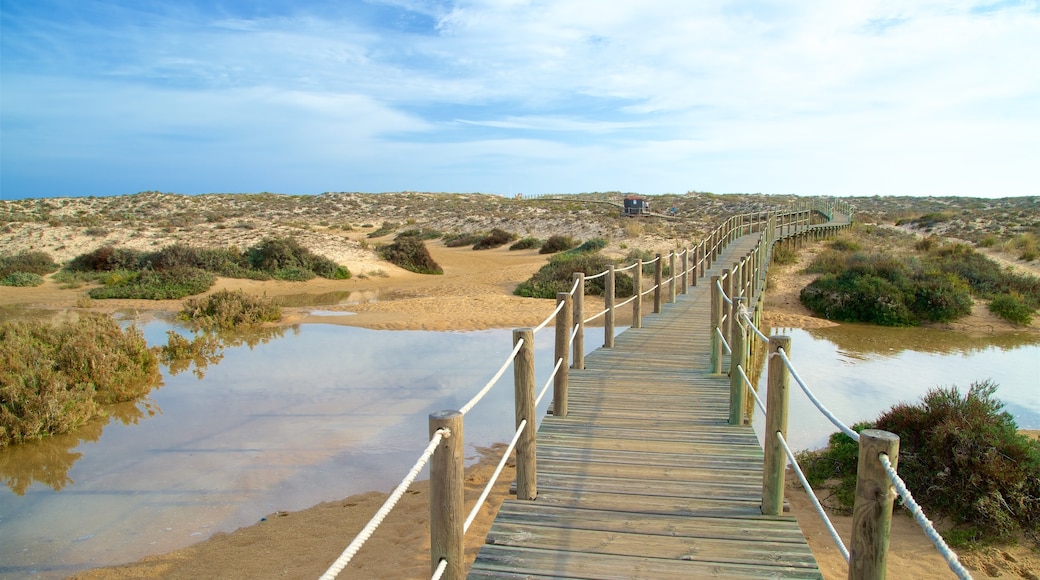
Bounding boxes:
3 216 1038 579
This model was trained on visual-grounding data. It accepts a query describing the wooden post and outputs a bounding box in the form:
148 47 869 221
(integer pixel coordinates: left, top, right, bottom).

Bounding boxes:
681 247 689 294
654 254 663 314
554 292 571 417
710 275 723 374
604 265 615 348
632 259 643 329
512 329 537 500
729 297 747 425
699 240 707 279
849 430 901 580
572 273 585 370
721 268 733 344
692 243 700 287
669 251 677 303
762 336 791 516
429 410 464 580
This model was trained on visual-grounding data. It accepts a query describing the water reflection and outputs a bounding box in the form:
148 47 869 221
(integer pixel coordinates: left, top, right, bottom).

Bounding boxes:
159 325 296 379
751 327 1040 453
272 289 382 307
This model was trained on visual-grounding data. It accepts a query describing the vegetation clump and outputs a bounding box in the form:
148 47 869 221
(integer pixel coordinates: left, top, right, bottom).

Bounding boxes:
444 233 485 248
379 237 443 274
515 246 634 299
797 381 1040 544
539 235 578 254
473 228 516 250
0 251 59 285
180 289 282 330
509 237 541 251
0 316 161 446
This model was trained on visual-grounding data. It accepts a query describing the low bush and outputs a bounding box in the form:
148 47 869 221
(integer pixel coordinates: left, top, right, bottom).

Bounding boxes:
395 228 442 241
444 233 484 248
0 316 160 446
473 228 516 250
566 238 608 254
66 245 146 272
771 246 798 266
180 289 282 329
509 237 541 251
988 293 1034 325
0 251 59 277
88 266 216 300
367 221 398 238
380 237 443 274
539 235 578 254
514 252 633 299
1 272 44 287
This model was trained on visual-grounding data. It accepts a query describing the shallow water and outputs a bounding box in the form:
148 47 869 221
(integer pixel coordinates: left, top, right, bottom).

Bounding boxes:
0 320 561 578
751 325 1040 451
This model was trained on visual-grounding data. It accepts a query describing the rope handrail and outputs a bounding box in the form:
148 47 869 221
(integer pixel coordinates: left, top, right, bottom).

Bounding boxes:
617 261 640 273
740 311 770 344
642 256 660 265
533 299 565 333
641 285 657 298
616 294 637 309
458 339 524 416
714 326 731 355
738 365 766 414
463 419 528 533
537 358 562 407
584 307 609 324
320 428 449 580
569 276 582 295
776 348 860 442
431 558 447 580
879 454 973 579
715 279 733 306
777 431 851 563
570 321 580 344
584 270 608 281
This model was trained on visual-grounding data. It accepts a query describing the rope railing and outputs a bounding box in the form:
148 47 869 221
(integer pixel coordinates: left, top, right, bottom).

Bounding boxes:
738 365 766 414
533 299 565 333
463 419 528 533
583 270 609 281
431 559 447 580
583 307 609 324
458 339 525 416
617 261 640 273
537 358 561 407
880 454 973 579
777 431 851 562
714 326 731 355
776 347 860 442
319 428 449 580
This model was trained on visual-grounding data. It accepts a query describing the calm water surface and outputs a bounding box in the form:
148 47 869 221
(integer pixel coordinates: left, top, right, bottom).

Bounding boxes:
1 317 1038 578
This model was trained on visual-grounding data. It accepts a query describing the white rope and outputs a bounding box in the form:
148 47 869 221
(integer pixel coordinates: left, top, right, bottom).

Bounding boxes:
616 294 637 308
464 419 527 533
533 300 565 333
777 348 860 442
741 312 769 343
536 358 562 406
320 429 448 580
569 276 582 295
777 432 851 563
459 339 524 416
431 558 447 580
584 307 609 324
879 454 973 579
714 326 731 355
640 285 656 298
715 279 733 305
617 261 639 272
570 321 579 344
643 256 659 265
738 365 766 414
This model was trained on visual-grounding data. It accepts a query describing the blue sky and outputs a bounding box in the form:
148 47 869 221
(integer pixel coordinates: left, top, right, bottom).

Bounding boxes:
2 0 1038 200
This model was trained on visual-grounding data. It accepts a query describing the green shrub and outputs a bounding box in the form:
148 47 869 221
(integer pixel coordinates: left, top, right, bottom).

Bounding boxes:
794 423 873 514
829 238 861 252
912 272 973 322
988 293 1034 325
515 252 633 298
875 381 1040 539
88 266 216 299
771 246 798 266
565 238 608 254
367 221 398 238
1 272 44 287
395 228 442 241
0 316 160 446
509 237 541 251
180 289 282 330
246 237 344 280
66 245 146 272
0 251 59 277
800 272 917 326
444 233 484 248
473 228 516 250
380 237 443 274
539 235 577 254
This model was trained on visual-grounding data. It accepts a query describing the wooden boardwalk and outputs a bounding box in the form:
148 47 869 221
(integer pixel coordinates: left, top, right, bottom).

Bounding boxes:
469 234 823 579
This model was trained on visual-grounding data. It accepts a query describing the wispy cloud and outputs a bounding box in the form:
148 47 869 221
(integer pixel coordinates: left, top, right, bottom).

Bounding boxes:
2 0 1038 198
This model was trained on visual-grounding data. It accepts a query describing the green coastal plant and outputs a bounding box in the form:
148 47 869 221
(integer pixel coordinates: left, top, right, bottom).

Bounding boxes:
179 289 282 330
379 237 443 274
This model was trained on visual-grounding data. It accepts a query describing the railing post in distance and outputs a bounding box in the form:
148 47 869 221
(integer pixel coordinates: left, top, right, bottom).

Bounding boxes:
728 297 747 425
429 410 464 580
572 273 585 370
604 265 615 348
849 430 900 580
554 292 572 417
632 259 643 329
710 275 722 374
669 251 677 303
762 336 791 516
681 247 689 294
512 329 537 500
722 268 733 342
692 244 700 287
654 254 663 314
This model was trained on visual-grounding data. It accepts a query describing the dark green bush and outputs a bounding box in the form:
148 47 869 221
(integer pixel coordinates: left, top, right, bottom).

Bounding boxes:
66 245 146 272
473 228 516 250
800 272 917 326
771 246 798 266
0 316 160 446
515 252 633 298
539 235 578 254
829 238 861 252
380 237 443 274
367 221 398 238
988 293 1034 325
444 233 484 248
1 272 44 287
509 237 541 251
88 266 216 299
180 289 282 330
0 251 59 277
246 237 345 280
566 238 608 254
395 228 442 241
794 423 873 514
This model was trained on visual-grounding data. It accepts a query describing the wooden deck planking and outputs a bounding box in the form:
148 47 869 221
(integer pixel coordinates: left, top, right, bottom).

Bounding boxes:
469 234 822 579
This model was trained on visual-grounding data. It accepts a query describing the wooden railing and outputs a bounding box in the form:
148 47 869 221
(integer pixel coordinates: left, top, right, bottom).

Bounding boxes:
321 198 866 580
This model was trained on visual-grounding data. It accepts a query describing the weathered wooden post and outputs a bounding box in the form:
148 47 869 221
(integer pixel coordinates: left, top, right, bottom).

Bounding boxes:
429 410 464 579
632 259 643 329
653 254 663 314
681 247 689 294
710 275 723 374
669 251 677 303
512 329 537 500
762 336 791 516
604 265 615 348
572 272 585 370
692 244 700 287
849 430 901 580
729 297 747 425
721 267 733 344
554 292 571 417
